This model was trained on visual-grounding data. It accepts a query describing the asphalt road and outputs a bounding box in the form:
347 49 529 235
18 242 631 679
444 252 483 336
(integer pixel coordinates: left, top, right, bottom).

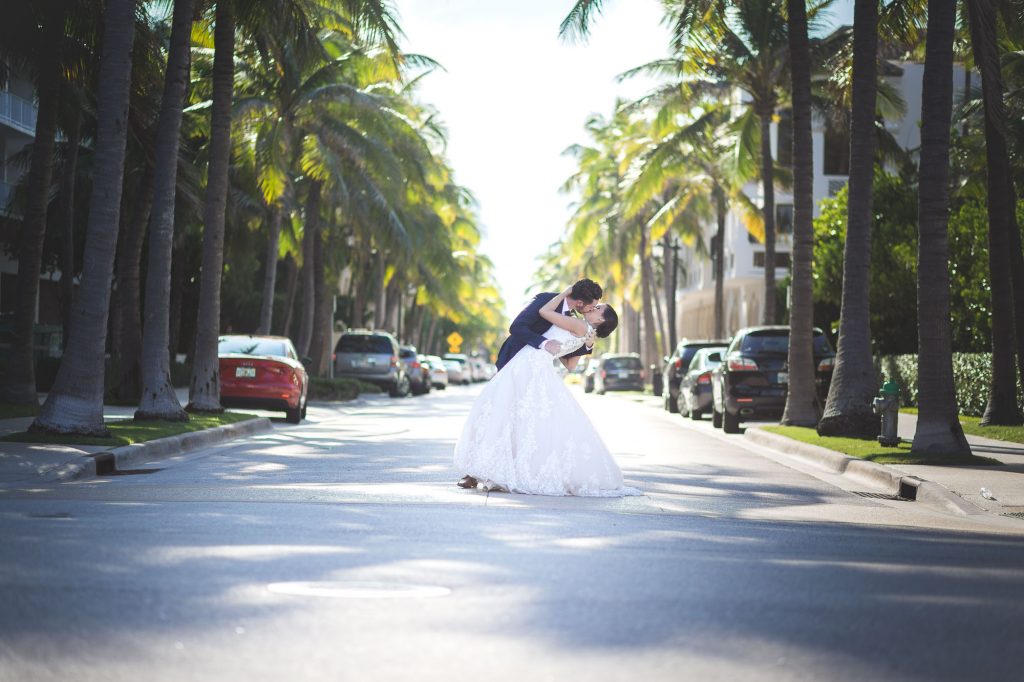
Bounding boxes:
2 382 1023 681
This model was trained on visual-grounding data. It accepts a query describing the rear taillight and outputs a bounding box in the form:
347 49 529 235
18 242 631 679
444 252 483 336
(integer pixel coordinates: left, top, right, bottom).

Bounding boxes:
332 353 336 361
674 358 683 370
727 354 758 371
390 355 399 368
601 370 607 379
817 357 835 372
411 361 420 369
697 372 711 385
640 370 646 380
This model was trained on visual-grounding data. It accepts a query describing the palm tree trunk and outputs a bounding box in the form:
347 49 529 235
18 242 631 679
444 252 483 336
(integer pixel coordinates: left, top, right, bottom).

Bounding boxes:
256 206 282 335
33 0 137 435
309 231 330 376
279 254 298 337
59 108 82 352
818 0 882 437
1 1 63 405
136 0 194 421
425 314 439 355
759 109 777 325
639 229 658 380
187 0 234 413
374 249 386 329
297 181 321 357
714 188 726 339
911 0 971 457
650 252 667 356
168 225 186 360
782 0 819 427
967 0 1022 425
112 162 156 403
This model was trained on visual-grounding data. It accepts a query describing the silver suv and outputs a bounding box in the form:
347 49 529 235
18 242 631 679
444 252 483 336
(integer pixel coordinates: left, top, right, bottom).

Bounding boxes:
333 330 410 397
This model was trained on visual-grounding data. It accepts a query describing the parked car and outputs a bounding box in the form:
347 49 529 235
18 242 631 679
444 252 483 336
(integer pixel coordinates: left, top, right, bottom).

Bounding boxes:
424 355 449 389
217 335 308 423
593 353 645 394
678 346 727 420
443 353 472 385
443 358 470 385
582 358 601 393
662 338 731 413
399 346 431 395
711 326 836 434
333 329 409 397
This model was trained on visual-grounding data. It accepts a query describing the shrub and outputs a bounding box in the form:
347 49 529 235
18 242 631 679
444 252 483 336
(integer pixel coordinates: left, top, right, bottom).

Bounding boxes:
307 377 381 401
876 353 1017 418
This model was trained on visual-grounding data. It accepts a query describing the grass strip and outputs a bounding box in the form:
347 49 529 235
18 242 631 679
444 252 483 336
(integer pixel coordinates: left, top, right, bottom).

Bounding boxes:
761 425 1002 466
900 407 1024 445
0 411 258 447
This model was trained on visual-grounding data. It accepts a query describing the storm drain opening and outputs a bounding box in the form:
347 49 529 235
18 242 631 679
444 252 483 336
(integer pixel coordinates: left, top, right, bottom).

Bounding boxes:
851 491 911 502
101 468 163 476
1001 512 1024 520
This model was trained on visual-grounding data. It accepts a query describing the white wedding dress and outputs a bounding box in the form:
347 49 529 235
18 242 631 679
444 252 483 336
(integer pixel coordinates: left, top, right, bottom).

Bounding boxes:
453 322 640 497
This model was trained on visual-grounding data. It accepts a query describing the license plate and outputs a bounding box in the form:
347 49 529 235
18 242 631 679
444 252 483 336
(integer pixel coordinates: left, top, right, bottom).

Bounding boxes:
777 372 788 384
235 366 256 378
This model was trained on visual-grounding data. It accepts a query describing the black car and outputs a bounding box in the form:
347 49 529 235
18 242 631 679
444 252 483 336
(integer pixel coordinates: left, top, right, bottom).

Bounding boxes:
678 346 727 420
662 339 730 413
711 326 835 434
594 353 644 394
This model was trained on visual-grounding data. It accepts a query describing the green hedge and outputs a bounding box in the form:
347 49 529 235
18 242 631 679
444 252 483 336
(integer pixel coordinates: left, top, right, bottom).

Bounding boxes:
307 377 382 401
877 353 1012 418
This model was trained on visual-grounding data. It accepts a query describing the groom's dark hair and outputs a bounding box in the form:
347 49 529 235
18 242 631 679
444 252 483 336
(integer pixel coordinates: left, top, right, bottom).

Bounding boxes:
570 278 603 304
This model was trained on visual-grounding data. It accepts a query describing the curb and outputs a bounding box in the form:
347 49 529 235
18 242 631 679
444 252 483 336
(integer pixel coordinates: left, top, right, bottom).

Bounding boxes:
59 417 274 482
743 427 984 517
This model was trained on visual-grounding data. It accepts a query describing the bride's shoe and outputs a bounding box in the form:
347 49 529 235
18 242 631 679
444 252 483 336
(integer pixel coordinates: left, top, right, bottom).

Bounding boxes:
457 475 478 489
480 480 507 493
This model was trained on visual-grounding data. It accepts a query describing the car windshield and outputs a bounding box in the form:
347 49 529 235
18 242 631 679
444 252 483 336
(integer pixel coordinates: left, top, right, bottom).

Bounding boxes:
336 335 393 354
739 332 832 355
603 357 642 370
399 348 417 359
691 349 725 369
218 337 287 357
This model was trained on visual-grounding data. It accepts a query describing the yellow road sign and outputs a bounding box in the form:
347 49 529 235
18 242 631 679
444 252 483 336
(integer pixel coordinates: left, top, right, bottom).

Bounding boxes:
446 332 463 347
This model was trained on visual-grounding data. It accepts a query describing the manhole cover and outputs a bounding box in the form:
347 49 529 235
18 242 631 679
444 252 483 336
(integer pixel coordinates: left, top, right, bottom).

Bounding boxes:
851 491 910 501
266 581 451 599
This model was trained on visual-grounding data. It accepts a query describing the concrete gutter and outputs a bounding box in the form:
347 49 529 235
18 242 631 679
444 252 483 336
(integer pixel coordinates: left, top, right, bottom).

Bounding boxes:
744 427 985 517
60 417 273 482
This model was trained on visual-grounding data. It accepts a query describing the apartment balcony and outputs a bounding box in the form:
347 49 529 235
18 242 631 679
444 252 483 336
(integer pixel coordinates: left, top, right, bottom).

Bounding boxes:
0 91 37 137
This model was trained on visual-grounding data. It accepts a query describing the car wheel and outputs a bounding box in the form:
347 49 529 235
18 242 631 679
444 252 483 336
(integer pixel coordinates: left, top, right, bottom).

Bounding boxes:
666 391 679 414
690 407 702 421
286 403 302 424
723 409 741 434
300 399 307 419
389 377 410 397
712 405 722 429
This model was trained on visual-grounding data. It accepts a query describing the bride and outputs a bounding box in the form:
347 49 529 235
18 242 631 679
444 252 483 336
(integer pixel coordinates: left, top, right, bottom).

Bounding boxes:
453 286 640 497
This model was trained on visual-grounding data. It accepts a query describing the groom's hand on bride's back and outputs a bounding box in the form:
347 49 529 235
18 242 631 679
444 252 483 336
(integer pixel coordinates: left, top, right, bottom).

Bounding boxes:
544 340 560 355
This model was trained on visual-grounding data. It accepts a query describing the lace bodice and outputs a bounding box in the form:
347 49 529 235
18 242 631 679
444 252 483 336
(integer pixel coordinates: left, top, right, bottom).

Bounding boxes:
543 321 596 359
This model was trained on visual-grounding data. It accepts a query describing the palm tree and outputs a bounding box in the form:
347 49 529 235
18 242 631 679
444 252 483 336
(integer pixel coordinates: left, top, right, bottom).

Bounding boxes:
911 0 971 456
136 0 197 421
965 0 1022 425
187 0 235 413
817 0 883 437
33 0 137 435
781 0 818 427
0 0 66 405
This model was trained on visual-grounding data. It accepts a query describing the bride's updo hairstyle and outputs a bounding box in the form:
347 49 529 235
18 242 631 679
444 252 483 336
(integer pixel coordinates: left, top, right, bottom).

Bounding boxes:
595 305 618 338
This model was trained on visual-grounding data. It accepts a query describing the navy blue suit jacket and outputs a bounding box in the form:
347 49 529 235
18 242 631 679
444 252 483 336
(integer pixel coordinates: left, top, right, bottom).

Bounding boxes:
495 292 593 371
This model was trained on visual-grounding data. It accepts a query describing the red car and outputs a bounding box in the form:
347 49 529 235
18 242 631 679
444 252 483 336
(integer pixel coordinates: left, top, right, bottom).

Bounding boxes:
218 335 309 423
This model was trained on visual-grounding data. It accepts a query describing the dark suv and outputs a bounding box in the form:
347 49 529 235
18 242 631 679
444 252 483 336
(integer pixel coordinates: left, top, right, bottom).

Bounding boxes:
594 353 645 394
661 338 730 413
711 326 835 433
333 330 410 397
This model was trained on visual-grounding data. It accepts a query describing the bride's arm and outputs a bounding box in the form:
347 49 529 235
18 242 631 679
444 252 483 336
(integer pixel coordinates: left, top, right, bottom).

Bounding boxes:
539 286 589 336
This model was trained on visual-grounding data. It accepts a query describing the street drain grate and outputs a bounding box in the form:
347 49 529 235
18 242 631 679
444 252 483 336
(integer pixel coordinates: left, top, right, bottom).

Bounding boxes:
25 512 73 519
100 468 162 476
851 491 910 501
1001 512 1024 520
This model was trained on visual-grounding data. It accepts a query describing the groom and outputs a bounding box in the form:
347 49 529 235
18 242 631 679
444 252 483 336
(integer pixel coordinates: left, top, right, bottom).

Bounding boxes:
494 278 604 371
457 278 603 489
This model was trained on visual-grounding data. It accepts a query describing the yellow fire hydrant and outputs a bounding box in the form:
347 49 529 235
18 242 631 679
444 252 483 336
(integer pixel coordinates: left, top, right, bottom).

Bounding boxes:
871 381 901 447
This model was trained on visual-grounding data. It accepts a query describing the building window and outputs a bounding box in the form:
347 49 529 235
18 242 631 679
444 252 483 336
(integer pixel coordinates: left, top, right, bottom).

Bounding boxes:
823 122 850 176
776 204 793 234
754 252 792 269
776 109 792 168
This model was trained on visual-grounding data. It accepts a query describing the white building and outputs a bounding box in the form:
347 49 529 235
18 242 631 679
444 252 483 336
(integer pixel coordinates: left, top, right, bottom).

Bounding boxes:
674 58 970 340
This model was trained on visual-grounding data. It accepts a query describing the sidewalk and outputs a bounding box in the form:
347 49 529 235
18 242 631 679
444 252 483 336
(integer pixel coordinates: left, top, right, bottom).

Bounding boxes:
0 389 272 484
747 411 1024 526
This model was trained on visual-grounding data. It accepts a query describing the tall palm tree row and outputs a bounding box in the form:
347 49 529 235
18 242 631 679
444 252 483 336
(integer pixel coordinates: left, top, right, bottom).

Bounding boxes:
8 0 504 434
558 0 1022 444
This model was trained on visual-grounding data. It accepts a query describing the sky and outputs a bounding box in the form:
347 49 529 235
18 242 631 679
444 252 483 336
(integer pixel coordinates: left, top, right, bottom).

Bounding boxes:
394 1 855 318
